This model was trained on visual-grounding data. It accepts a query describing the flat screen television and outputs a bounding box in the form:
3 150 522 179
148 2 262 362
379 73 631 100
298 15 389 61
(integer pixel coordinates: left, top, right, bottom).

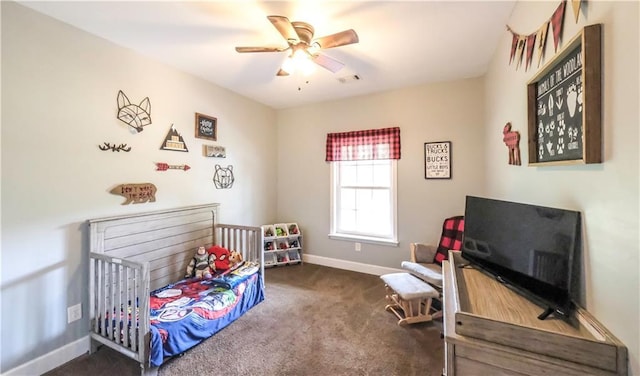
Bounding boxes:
461 196 581 320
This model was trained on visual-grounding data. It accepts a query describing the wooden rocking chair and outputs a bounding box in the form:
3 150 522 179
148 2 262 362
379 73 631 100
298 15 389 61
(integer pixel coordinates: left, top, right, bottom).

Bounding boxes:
401 216 465 315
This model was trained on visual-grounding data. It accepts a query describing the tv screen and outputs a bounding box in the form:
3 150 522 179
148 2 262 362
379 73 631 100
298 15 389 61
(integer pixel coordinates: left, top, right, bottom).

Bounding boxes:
461 196 581 319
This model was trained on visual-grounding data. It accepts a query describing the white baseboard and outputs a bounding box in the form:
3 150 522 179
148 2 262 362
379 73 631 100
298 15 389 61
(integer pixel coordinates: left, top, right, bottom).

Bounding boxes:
302 254 403 276
2 336 89 376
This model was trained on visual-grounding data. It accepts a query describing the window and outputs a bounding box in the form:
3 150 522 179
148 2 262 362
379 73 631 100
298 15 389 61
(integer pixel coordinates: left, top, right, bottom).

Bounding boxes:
330 159 398 244
326 127 400 245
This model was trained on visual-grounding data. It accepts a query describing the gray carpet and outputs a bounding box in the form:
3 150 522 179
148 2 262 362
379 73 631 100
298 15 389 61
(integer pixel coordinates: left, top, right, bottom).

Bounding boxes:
45 263 444 376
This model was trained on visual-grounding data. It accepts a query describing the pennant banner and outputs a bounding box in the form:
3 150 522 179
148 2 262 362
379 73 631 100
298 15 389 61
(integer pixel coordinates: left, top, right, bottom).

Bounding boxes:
515 35 527 70
506 0 572 70
525 33 537 71
536 21 550 68
571 0 582 23
551 0 567 52
509 32 519 65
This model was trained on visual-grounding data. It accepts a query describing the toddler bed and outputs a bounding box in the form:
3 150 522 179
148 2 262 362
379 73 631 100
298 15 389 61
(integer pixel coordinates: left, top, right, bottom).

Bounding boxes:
88 203 264 376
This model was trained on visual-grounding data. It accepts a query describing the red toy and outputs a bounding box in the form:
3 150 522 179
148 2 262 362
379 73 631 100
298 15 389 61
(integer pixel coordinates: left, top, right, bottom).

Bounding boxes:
502 122 521 166
208 245 231 270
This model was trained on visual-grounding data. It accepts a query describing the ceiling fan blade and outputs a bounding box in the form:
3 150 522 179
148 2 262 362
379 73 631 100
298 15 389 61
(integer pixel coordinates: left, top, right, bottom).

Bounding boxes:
276 69 290 77
313 29 359 49
311 53 345 73
267 15 299 44
235 46 286 53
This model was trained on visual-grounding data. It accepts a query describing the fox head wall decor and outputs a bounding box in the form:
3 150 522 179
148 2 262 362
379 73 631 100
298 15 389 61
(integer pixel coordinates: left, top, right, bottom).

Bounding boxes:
117 90 151 132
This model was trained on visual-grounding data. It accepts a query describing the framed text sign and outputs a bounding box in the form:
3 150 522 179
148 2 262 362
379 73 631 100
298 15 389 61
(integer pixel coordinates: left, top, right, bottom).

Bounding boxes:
424 141 451 179
195 113 217 141
527 24 601 165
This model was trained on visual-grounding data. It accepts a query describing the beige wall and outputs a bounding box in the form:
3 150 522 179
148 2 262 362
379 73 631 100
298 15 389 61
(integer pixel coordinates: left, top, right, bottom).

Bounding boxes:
277 1 639 373
276 78 487 270
1 2 277 373
2 0 638 374
483 1 639 374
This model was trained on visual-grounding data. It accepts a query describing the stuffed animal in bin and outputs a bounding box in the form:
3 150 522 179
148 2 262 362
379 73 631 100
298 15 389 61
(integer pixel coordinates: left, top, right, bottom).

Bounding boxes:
186 246 214 279
208 245 231 270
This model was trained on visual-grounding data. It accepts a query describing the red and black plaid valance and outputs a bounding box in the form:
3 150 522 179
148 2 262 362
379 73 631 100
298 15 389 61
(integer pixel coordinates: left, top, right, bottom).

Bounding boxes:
325 127 401 162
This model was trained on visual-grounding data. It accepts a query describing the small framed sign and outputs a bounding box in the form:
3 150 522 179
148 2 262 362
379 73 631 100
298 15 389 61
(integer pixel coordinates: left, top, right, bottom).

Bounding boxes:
424 141 451 179
195 113 217 141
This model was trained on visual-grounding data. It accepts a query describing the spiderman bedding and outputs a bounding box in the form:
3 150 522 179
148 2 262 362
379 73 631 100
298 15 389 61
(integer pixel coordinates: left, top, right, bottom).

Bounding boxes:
148 263 264 367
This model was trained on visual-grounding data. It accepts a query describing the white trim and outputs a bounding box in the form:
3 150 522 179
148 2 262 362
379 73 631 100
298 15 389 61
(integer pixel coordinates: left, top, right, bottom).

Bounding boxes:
327 233 399 247
2 336 89 376
302 253 403 276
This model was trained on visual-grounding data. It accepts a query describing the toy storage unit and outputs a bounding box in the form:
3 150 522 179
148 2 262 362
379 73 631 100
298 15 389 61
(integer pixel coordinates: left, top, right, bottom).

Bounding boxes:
262 223 302 267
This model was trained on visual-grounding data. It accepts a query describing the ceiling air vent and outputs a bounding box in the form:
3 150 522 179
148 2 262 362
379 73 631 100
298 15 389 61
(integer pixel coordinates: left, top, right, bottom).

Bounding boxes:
337 74 361 84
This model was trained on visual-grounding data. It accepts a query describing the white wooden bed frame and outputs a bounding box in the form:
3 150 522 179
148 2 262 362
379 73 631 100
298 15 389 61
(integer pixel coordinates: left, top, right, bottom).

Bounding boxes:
88 203 264 376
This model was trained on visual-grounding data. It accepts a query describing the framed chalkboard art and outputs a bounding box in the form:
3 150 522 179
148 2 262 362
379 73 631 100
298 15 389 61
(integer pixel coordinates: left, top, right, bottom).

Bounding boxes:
195 113 217 141
424 141 452 179
527 24 601 166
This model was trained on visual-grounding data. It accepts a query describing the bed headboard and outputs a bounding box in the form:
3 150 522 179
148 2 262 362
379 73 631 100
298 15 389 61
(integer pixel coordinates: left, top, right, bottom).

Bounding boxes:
89 203 262 291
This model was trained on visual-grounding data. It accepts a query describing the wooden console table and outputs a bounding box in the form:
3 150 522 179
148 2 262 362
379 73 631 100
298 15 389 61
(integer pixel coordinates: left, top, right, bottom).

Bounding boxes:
443 252 627 376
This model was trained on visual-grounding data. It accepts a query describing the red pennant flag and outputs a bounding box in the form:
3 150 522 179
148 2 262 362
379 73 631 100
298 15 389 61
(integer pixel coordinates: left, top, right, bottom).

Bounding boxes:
509 31 519 65
525 33 537 71
515 35 527 70
550 0 567 52
536 21 550 67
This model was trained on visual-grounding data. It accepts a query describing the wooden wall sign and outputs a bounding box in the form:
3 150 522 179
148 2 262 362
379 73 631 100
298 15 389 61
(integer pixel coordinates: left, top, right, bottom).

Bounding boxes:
160 125 189 152
424 141 452 179
195 113 217 141
527 24 601 165
109 183 157 205
203 145 226 158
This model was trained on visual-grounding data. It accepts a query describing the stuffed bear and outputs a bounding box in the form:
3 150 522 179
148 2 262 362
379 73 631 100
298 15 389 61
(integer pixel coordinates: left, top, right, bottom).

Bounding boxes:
229 250 243 269
185 246 214 279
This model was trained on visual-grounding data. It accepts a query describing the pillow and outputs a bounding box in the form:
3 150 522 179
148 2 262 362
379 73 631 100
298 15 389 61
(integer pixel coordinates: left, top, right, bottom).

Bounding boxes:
433 216 465 265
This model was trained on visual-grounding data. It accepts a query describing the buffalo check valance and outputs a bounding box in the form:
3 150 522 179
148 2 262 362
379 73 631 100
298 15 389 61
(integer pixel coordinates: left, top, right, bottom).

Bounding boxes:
325 127 401 162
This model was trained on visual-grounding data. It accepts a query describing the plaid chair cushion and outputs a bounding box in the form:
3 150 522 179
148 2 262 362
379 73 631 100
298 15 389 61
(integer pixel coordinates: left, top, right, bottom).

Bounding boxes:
433 216 465 265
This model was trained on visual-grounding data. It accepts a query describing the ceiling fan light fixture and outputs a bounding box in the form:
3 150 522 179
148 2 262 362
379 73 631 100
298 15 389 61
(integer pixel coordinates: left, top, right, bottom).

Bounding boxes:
281 56 296 74
281 49 316 76
308 42 321 54
236 15 359 78
298 57 316 76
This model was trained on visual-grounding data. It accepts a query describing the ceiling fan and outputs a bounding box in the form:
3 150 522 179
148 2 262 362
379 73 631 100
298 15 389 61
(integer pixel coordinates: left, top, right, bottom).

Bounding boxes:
235 15 359 76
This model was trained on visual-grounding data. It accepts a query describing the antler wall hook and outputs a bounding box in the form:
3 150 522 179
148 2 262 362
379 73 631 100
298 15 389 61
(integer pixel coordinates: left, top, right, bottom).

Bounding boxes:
99 142 132 152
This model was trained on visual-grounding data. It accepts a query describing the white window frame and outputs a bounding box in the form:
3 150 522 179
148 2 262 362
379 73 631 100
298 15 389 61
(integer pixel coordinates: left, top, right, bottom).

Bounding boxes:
329 159 398 246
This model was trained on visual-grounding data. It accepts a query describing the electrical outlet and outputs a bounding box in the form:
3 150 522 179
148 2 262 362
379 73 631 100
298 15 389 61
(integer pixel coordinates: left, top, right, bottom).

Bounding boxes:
67 303 82 324
355 242 361 252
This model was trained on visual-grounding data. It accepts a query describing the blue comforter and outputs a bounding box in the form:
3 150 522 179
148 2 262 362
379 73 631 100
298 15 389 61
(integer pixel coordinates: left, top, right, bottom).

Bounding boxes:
148 267 264 367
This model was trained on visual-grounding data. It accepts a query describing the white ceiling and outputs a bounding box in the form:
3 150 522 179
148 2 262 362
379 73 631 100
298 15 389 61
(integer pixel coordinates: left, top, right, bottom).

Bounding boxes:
19 1 516 110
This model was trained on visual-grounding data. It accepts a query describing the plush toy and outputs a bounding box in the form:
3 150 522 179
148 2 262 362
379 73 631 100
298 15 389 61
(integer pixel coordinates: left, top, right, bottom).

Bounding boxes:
208 245 231 271
229 250 243 268
185 246 214 279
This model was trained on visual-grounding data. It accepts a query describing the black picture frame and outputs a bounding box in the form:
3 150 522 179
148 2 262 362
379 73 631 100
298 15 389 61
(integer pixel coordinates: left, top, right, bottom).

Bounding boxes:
424 141 452 179
195 113 217 141
527 24 601 165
